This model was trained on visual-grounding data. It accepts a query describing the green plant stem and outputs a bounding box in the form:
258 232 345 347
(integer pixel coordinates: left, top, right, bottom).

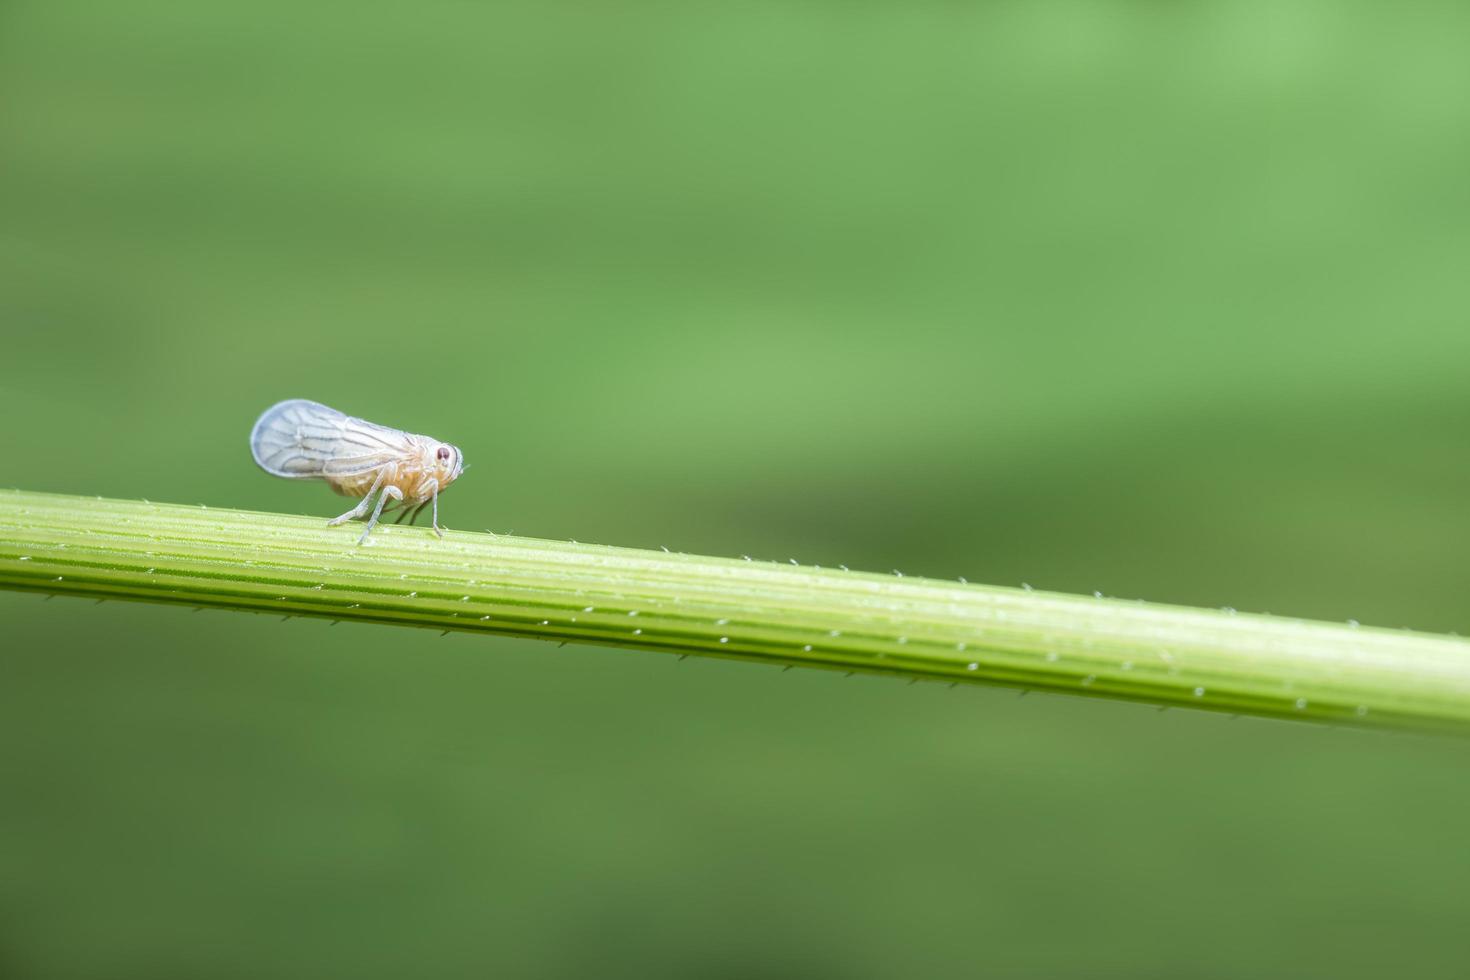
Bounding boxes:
2 489 1467 733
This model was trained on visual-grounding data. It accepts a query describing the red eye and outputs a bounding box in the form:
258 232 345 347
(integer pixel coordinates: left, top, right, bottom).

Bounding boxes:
437 447 451 462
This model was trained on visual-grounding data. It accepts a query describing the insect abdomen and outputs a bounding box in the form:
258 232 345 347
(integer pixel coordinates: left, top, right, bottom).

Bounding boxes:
329 468 393 498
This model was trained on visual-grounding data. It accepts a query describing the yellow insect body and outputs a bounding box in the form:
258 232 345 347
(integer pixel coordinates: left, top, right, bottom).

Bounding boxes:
250 399 464 543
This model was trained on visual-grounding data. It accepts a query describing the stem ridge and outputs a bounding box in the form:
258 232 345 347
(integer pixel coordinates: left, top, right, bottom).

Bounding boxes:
3 489 1467 733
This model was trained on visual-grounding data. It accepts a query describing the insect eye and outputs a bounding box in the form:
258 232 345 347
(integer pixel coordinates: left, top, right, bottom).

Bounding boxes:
437 447 451 462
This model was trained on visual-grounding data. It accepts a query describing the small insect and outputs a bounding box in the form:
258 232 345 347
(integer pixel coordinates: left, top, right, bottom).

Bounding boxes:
250 399 465 544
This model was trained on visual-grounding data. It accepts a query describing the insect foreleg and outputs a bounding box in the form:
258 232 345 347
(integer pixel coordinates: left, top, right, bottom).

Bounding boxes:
327 468 389 527
430 480 443 538
358 485 403 544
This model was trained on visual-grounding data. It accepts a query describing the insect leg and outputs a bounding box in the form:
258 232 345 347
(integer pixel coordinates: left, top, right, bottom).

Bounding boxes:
429 481 444 538
358 485 403 544
327 467 388 527
399 500 429 527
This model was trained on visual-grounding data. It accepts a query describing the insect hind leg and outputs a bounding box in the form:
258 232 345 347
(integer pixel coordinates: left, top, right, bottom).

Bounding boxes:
327 468 388 527
358 485 403 544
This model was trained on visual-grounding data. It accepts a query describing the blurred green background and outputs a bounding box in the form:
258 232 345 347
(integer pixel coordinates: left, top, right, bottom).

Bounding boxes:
4 1 1470 977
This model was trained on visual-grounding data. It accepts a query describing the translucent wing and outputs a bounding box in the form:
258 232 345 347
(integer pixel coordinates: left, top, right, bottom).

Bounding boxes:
250 399 414 479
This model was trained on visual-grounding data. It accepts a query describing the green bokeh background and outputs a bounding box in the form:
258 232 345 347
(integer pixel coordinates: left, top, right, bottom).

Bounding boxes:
4 2 1470 977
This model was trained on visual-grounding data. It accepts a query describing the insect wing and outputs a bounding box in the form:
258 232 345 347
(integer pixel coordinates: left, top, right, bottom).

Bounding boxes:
325 414 417 477
250 399 411 479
